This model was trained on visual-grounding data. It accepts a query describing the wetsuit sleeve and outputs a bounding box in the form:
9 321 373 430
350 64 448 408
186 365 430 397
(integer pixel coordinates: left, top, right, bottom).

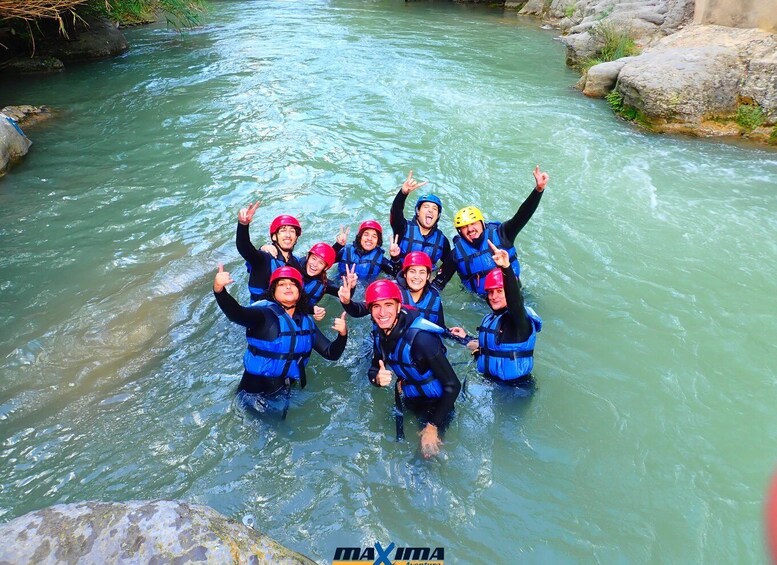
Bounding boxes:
380 256 400 277
324 280 340 298
213 287 273 327
367 348 381 386
499 187 543 244
236 223 263 265
436 304 446 329
412 333 461 428
390 189 409 238
440 237 451 264
333 241 344 254
313 325 347 361
431 249 457 291
502 267 532 342
342 299 369 318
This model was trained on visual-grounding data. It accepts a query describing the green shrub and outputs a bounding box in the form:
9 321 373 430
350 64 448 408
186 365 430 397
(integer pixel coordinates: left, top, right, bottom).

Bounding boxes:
606 89 623 111
735 104 765 131
592 22 639 62
564 3 576 18
769 127 777 146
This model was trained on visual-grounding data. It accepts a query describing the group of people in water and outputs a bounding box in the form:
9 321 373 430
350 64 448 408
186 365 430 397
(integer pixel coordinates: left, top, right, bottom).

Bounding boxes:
213 166 549 457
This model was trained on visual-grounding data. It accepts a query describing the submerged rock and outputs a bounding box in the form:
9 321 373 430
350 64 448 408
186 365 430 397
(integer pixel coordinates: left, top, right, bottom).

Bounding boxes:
0 500 316 564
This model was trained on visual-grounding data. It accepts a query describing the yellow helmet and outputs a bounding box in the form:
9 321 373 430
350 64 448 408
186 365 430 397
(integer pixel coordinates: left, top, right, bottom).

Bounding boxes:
453 206 484 228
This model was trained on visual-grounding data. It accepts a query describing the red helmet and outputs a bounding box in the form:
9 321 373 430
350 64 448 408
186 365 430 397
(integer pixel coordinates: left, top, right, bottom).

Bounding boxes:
269 266 303 288
269 215 301 236
308 242 336 268
358 220 382 234
365 279 402 306
483 268 504 291
402 251 433 272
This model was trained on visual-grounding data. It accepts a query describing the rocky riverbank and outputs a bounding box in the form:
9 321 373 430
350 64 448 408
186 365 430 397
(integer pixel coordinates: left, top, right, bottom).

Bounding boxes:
510 0 777 145
0 500 316 564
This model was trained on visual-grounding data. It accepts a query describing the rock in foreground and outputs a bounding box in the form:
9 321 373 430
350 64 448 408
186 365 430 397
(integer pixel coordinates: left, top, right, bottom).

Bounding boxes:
0 500 316 564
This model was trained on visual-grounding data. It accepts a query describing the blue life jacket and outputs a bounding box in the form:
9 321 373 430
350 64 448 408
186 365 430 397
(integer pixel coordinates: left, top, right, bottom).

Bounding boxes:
399 220 447 266
243 301 317 381
303 277 326 306
246 251 302 302
452 222 521 295
400 285 443 326
477 306 542 381
337 245 385 282
375 314 446 399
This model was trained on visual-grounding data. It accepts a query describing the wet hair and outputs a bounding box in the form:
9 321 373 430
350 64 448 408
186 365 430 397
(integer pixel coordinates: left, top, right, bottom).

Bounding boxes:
269 277 309 314
354 228 383 252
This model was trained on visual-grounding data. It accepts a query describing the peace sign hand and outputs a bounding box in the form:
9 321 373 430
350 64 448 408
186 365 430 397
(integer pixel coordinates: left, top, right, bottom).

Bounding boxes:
336 226 351 246
401 170 428 195
213 264 235 292
389 234 401 258
338 276 352 305
488 240 510 269
533 165 549 192
376 360 393 387
333 312 347 336
238 201 261 225
344 264 358 289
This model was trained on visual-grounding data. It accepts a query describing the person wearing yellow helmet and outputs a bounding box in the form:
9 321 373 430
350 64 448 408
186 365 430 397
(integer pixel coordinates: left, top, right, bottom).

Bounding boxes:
432 165 549 296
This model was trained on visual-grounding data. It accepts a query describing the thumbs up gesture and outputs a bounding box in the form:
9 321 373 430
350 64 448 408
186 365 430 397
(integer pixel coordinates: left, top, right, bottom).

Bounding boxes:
333 312 347 336
376 360 393 387
213 264 234 292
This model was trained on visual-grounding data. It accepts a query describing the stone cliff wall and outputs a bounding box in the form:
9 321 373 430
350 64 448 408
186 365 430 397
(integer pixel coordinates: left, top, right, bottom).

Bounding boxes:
694 0 777 32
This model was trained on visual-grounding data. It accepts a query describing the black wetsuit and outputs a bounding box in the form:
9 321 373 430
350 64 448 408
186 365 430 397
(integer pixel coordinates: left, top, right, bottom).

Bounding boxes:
475 266 534 385
432 187 543 291
368 310 461 428
214 288 346 395
236 222 303 298
389 189 451 264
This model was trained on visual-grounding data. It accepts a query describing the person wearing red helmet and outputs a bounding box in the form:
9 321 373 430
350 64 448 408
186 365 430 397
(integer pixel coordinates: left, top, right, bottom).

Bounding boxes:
300 242 350 307
397 251 446 327
451 241 542 391
432 165 549 296
213 264 347 418
389 170 451 267
236 201 304 302
332 220 399 284
365 279 461 458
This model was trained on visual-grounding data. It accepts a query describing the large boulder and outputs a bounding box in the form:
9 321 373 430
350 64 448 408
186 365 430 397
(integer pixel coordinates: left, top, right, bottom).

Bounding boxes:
39 15 129 62
582 57 633 97
616 46 743 122
552 0 695 64
0 113 32 177
0 500 316 564
611 25 777 127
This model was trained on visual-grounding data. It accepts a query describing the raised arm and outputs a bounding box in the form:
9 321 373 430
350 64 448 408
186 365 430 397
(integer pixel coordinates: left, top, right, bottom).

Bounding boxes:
490 241 532 341
236 201 267 265
500 165 548 244
213 265 273 327
391 170 428 237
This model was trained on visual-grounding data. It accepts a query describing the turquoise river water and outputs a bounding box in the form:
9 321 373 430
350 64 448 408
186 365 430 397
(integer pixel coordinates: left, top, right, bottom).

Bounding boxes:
2 1 777 562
